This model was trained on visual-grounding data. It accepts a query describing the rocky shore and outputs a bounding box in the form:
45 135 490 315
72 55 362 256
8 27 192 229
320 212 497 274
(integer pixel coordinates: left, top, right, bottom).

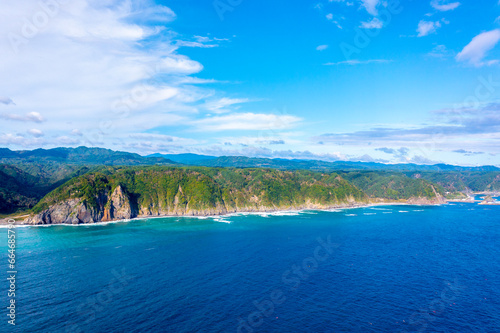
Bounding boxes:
13 189 446 226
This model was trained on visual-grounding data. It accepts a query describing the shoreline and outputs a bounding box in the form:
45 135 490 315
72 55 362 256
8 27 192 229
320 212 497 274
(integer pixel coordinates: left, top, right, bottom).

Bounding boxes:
1 201 448 228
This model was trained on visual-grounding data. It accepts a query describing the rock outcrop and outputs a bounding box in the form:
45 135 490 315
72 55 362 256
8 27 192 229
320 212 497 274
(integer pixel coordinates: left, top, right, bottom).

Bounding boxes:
25 185 135 225
102 185 135 221
21 168 447 225
25 199 88 225
24 196 368 225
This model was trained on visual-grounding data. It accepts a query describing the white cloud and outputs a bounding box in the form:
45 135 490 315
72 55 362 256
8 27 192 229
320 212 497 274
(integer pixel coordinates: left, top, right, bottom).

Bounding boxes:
157 56 203 74
71 129 83 136
360 18 383 29
360 0 380 16
456 29 500 66
328 0 354 6
176 35 229 49
325 13 343 29
431 0 460 11
192 113 302 131
56 136 81 145
0 111 45 123
28 129 44 137
204 98 250 113
0 0 227 150
129 133 199 145
176 41 217 48
417 20 442 37
427 44 454 58
0 133 30 146
316 44 328 51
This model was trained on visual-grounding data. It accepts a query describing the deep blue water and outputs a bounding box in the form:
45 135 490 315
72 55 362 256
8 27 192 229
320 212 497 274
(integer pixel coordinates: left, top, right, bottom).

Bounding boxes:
1 202 499 333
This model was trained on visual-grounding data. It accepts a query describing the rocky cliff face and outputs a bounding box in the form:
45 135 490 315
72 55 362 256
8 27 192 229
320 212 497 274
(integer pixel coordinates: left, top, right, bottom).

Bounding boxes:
406 196 447 205
25 198 94 225
406 185 447 205
25 185 134 225
24 185 369 225
23 184 445 225
102 185 135 221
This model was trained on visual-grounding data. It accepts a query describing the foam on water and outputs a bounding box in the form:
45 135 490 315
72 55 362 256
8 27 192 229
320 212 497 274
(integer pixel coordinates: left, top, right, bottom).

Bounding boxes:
1 202 499 332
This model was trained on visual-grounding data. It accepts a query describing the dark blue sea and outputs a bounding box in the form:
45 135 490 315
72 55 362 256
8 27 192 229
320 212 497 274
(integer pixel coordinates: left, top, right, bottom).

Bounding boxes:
1 202 499 332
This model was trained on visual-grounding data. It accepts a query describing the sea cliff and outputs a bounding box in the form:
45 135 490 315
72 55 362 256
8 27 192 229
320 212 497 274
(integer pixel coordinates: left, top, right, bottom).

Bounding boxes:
21 166 446 225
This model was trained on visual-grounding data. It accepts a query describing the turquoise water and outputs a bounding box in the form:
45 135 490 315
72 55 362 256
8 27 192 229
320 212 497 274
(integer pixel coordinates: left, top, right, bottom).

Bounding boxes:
1 203 499 332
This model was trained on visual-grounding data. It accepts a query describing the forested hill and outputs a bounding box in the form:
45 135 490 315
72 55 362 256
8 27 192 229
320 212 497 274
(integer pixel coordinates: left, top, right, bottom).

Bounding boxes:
29 167 366 223
0 147 177 166
0 164 90 214
2 146 498 172
22 166 447 225
2 146 499 217
151 154 500 172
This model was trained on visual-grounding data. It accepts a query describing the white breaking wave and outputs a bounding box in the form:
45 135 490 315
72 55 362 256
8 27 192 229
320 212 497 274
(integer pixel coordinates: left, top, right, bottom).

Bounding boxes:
213 218 231 223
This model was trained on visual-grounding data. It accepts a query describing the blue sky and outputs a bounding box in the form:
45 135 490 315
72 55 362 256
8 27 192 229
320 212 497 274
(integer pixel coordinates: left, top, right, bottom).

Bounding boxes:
1 0 500 165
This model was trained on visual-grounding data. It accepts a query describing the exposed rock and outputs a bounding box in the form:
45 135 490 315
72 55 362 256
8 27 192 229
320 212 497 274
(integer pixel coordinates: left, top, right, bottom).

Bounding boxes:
108 185 134 220
478 195 500 205
25 199 84 225
22 184 447 225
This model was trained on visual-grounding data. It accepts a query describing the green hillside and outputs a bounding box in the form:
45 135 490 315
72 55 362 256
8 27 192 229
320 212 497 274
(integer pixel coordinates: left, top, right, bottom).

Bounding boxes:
33 166 369 215
0 163 90 214
405 171 500 193
341 171 440 200
0 146 177 166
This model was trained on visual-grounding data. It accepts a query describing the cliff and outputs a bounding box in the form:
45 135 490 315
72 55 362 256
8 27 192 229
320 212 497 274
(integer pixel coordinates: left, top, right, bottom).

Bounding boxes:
23 166 446 225
24 167 369 225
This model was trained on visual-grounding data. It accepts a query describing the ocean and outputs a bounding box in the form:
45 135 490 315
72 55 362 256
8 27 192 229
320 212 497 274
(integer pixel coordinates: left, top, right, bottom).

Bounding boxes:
1 202 499 332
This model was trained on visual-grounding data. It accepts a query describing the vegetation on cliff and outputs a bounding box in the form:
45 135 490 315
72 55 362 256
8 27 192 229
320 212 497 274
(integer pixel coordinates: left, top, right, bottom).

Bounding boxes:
32 166 369 216
0 164 90 215
405 171 500 193
341 171 441 200
2 147 499 216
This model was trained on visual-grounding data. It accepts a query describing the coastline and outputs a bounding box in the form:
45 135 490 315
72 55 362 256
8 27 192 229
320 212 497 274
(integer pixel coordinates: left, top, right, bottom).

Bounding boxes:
0 201 449 228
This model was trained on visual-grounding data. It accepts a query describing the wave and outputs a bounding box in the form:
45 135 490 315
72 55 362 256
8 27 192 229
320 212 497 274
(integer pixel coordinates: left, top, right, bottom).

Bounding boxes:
213 218 231 223
4 202 439 228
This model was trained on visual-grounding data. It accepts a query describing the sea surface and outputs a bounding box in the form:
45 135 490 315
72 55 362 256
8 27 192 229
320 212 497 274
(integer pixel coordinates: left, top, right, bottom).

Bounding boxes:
1 201 499 332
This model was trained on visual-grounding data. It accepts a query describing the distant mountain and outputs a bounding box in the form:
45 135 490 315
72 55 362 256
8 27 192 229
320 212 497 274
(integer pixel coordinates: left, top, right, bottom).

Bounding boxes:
179 155 500 172
0 146 178 166
3 147 497 171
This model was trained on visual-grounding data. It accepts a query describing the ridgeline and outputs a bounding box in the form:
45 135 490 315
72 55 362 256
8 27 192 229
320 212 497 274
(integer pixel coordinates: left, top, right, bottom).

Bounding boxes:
1 147 499 224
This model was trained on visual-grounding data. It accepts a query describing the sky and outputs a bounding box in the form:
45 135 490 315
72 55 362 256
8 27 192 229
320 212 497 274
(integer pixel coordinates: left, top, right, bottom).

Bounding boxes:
1 0 500 166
